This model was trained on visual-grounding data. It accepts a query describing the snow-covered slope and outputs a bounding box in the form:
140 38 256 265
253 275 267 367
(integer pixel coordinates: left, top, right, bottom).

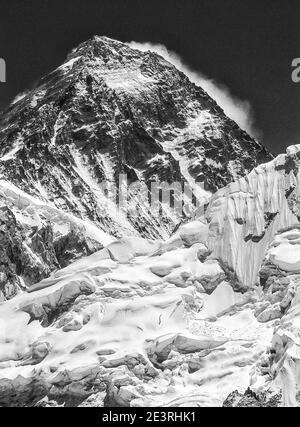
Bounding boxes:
0 222 273 407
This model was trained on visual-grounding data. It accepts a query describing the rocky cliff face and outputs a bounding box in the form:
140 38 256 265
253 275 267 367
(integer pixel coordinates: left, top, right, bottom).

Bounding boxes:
0 180 111 299
0 204 57 300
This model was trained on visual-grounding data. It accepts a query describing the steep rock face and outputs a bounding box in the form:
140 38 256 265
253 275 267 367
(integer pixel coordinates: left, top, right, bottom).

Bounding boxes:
0 36 271 240
206 145 300 289
0 180 111 300
223 388 281 407
0 202 105 301
0 204 58 300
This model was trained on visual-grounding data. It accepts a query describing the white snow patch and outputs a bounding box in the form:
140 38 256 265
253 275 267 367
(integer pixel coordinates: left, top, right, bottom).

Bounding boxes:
1 134 23 161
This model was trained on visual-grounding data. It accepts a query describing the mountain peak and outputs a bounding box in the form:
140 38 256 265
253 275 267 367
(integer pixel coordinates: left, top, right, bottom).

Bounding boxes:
0 36 271 251
69 35 159 58
61 35 177 84
65 35 149 64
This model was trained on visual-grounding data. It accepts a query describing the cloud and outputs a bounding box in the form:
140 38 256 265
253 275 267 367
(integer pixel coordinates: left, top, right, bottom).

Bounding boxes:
127 41 260 138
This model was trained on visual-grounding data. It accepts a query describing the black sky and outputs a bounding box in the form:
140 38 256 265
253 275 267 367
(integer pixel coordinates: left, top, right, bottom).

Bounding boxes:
0 0 299 154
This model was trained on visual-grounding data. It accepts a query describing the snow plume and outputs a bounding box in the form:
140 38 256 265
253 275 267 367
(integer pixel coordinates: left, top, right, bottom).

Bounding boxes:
127 41 260 138
11 91 29 105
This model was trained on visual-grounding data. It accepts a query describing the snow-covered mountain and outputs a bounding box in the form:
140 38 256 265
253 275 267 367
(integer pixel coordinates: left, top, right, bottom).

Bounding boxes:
0 37 270 208
0 36 271 301
0 36 299 407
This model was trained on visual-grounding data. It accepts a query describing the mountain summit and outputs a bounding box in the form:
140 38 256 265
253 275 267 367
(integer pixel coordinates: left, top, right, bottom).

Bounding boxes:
0 36 271 239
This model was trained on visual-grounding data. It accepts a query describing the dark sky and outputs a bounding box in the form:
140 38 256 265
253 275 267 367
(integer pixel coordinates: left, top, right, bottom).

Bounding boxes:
0 0 299 154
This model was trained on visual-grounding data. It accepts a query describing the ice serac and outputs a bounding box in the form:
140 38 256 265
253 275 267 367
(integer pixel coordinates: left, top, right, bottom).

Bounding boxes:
206 144 300 289
235 226 300 407
0 36 270 242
